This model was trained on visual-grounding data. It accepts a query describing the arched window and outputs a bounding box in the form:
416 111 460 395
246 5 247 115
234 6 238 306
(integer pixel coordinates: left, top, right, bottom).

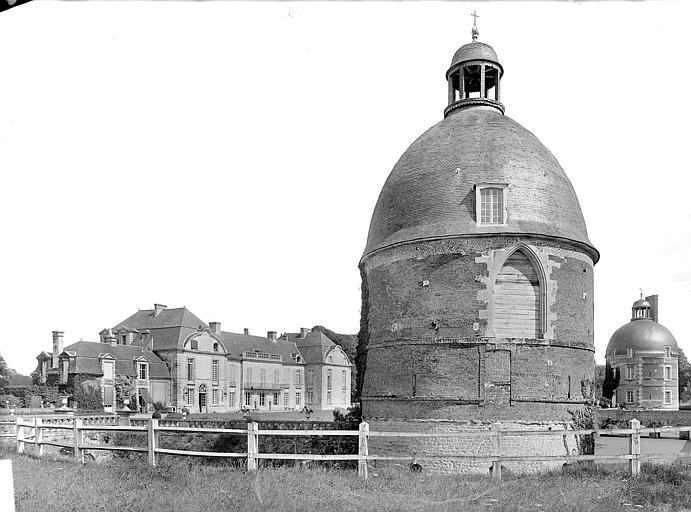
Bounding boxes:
494 249 541 339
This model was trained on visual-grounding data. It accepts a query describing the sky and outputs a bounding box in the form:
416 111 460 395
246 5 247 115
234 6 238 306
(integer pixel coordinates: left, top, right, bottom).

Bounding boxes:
1 1 690 376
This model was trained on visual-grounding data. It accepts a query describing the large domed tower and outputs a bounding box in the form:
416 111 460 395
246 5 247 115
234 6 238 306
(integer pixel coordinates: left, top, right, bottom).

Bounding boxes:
358 28 599 473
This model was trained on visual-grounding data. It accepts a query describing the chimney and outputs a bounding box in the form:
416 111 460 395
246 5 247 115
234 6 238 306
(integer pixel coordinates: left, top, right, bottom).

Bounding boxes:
244 328 249 336
267 331 277 342
300 327 311 338
52 331 64 369
209 322 221 335
153 303 167 317
645 294 659 323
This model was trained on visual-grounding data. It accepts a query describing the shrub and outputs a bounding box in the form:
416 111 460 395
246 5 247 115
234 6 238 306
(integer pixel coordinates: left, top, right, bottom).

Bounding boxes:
73 380 103 412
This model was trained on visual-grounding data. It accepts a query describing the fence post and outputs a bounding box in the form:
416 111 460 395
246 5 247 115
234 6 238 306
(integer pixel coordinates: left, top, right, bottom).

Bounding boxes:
358 421 369 479
629 418 641 477
35 419 44 458
491 427 502 482
16 418 24 454
247 421 258 471
148 419 158 467
73 418 84 463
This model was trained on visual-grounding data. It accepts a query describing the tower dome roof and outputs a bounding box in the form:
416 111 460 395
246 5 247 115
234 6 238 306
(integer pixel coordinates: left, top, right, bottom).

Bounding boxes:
362 107 598 261
607 319 677 356
450 42 500 67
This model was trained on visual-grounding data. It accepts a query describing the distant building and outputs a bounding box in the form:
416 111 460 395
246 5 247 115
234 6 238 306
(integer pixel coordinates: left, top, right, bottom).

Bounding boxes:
32 304 351 413
281 328 352 410
606 294 679 410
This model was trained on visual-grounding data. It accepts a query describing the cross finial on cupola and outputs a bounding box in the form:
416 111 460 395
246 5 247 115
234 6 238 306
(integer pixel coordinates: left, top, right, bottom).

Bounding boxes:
639 288 643 299
471 11 479 42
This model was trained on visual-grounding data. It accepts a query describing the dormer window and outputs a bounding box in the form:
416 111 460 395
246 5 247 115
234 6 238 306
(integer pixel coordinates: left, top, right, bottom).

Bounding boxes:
213 343 219 352
627 347 634 358
138 363 148 380
475 183 507 225
665 346 671 358
190 340 198 350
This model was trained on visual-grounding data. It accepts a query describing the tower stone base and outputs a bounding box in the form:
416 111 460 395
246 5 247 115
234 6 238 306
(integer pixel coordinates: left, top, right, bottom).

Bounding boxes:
367 418 580 475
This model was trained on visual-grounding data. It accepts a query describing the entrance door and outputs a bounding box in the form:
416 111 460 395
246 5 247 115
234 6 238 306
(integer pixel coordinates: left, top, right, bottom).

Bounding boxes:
198 384 207 413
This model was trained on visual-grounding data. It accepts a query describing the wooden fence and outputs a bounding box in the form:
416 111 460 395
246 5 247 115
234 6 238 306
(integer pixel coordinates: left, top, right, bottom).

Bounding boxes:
5 417 691 480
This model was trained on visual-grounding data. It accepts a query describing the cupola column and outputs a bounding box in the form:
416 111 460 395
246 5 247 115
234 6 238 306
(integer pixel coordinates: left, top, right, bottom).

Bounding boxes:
448 75 454 104
480 64 486 99
459 68 465 99
495 68 501 101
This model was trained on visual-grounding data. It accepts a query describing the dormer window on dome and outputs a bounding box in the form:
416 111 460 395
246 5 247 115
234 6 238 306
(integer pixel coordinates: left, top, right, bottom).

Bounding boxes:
475 183 507 225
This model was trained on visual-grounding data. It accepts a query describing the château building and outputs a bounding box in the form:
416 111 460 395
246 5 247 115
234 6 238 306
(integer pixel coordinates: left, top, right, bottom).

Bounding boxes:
33 305 352 413
358 23 598 473
606 294 679 410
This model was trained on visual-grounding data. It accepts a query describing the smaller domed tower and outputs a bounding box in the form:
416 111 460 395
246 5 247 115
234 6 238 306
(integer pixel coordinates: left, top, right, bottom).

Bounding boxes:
606 294 679 410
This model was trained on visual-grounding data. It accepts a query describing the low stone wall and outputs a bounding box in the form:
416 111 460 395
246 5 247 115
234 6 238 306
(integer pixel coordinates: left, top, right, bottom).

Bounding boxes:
594 408 691 428
367 419 579 475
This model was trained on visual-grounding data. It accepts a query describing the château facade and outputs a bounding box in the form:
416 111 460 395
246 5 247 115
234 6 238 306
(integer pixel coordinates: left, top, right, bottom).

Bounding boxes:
33 304 352 413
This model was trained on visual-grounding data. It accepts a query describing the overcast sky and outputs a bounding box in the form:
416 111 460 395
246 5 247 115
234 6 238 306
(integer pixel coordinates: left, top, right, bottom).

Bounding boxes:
1 1 690 375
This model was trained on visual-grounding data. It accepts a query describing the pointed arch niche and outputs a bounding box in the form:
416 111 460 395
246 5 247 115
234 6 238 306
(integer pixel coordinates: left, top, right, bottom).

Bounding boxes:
481 244 549 340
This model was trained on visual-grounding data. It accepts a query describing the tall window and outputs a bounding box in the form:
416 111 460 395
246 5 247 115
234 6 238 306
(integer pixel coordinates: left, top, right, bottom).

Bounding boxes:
283 393 289 407
187 358 195 381
295 369 302 386
476 185 507 225
61 359 69 384
212 360 219 384
308 369 314 386
341 390 346 403
626 365 634 380
138 363 147 380
342 370 347 390
185 386 194 406
244 392 251 407
229 391 236 408
245 367 252 385
274 369 279 385
260 368 266 386
295 392 301 406
273 392 279 406
665 390 672 405
307 391 314 403
259 393 266 407
212 389 219 406
326 391 331 404
664 366 672 380
626 390 635 403
327 369 332 390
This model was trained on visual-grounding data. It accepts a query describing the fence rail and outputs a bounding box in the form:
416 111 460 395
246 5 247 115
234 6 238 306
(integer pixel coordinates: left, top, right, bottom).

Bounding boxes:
6 417 691 480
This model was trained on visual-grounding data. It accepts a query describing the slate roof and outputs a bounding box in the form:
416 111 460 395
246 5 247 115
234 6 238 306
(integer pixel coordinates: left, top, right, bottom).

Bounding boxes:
60 340 170 379
112 307 206 351
450 41 500 68
281 331 351 366
363 107 599 263
219 331 303 363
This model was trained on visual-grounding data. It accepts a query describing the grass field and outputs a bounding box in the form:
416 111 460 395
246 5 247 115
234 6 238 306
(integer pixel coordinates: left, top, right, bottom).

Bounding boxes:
6 449 691 512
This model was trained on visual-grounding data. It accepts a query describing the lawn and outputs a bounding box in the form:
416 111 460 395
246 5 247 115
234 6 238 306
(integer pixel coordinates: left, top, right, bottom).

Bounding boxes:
6 449 691 512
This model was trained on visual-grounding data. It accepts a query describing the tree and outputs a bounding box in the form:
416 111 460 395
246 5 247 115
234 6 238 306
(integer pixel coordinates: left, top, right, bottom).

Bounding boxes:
0 354 9 394
593 364 606 400
679 348 691 403
73 379 103 412
114 375 135 408
601 363 620 402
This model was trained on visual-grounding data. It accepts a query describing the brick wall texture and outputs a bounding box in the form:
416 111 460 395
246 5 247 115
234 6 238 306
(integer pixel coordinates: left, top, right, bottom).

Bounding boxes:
359 237 595 472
